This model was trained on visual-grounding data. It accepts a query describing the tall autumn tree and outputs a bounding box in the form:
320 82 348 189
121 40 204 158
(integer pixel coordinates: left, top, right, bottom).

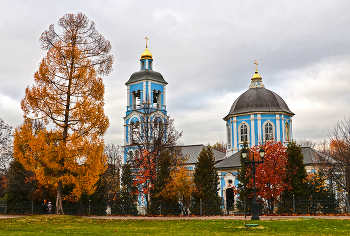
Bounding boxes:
13 13 113 214
247 142 291 213
318 118 350 196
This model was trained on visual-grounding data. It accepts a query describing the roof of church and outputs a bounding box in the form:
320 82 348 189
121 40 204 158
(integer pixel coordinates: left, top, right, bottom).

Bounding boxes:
224 87 294 119
214 147 327 169
178 144 226 164
126 69 168 85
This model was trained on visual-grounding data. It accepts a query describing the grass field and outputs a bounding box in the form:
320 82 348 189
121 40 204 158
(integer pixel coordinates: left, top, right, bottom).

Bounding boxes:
0 215 349 235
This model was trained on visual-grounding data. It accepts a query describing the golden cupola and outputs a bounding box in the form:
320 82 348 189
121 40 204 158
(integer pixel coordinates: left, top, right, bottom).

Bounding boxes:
140 37 153 70
140 47 153 60
249 60 265 88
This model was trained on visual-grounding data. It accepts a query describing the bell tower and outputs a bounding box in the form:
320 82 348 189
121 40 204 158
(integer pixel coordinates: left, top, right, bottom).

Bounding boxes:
123 39 169 162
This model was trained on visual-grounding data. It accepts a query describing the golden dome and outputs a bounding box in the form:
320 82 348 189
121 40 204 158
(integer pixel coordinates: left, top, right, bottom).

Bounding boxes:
252 71 262 79
140 47 153 60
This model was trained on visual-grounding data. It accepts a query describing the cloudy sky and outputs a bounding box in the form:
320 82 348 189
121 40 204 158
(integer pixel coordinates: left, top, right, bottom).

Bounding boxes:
1 0 350 147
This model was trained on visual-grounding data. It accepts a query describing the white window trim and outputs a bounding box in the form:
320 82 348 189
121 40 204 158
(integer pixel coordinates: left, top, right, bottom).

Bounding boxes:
262 120 275 142
238 121 250 144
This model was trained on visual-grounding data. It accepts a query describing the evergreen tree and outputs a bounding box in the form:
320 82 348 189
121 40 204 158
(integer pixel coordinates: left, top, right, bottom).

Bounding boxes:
236 141 253 212
6 160 36 205
284 141 308 197
120 162 138 215
5 160 57 213
191 146 221 215
279 141 308 213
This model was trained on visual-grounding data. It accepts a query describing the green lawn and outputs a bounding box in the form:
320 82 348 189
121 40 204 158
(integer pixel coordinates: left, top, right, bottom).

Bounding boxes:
0 215 349 235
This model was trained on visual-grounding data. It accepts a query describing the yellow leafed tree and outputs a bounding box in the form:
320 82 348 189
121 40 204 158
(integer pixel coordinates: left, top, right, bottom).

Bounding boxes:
13 13 113 214
157 157 194 212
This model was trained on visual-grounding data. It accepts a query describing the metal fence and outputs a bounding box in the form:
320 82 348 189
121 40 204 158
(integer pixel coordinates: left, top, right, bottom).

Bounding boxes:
1 197 348 216
0 200 6 214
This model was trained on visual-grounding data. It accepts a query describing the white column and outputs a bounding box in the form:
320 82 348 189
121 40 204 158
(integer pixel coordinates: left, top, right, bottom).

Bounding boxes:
250 115 255 145
127 86 130 107
290 117 293 141
143 82 146 102
148 82 151 103
233 117 237 150
281 115 285 142
123 120 126 145
276 114 280 142
163 85 166 106
257 114 262 144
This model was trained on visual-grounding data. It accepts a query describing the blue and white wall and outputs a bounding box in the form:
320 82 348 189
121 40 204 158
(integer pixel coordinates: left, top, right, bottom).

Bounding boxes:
226 113 293 156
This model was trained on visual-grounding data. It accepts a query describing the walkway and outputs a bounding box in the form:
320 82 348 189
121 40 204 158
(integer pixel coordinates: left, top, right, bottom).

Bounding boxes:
1 215 349 220
85 215 350 220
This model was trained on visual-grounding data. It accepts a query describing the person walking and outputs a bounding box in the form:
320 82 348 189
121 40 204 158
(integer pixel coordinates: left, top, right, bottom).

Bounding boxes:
47 202 52 214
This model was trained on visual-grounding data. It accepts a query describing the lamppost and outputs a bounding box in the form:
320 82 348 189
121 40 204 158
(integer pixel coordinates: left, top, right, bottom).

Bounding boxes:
242 147 265 220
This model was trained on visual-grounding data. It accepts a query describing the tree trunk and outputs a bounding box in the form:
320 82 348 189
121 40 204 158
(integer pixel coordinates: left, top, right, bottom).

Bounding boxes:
56 179 64 214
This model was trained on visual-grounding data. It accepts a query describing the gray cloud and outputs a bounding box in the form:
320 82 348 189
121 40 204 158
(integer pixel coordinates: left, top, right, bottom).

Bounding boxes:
1 0 349 146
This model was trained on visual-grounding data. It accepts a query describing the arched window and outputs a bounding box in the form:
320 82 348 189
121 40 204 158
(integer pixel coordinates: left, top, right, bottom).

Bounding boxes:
149 60 152 69
240 123 248 142
263 121 274 141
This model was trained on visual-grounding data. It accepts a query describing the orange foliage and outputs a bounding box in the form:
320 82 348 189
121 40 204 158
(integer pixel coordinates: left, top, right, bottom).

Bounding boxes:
133 150 157 196
13 13 112 214
247 141 291 204
157 158 194 207
14 120 107 200
329 140 346 154
305 172 328 193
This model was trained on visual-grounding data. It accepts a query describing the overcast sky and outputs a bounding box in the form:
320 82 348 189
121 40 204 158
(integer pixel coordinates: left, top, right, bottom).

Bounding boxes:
1 0 350 147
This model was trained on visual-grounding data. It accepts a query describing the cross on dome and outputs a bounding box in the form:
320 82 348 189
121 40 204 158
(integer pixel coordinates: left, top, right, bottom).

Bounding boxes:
254 60 258 72
250 60 264 88
145 37 149 48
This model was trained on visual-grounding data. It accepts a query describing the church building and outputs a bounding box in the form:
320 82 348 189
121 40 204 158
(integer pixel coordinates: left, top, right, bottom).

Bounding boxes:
224 61 294 156
122 41 323 212
215 62 295 208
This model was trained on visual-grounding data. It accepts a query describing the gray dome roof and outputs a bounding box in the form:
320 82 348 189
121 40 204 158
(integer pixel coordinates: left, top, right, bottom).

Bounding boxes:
125 69 168 85
225 87 294 118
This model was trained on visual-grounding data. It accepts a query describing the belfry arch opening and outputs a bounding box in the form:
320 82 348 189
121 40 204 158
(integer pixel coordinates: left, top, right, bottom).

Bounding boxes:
132 90 141 110
153 90 161 109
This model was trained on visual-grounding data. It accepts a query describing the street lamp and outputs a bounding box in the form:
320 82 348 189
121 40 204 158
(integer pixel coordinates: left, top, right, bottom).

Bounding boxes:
242 147 265 220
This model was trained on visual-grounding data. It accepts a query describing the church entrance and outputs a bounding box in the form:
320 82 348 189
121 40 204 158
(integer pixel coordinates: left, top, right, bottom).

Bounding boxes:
226 188 234 213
